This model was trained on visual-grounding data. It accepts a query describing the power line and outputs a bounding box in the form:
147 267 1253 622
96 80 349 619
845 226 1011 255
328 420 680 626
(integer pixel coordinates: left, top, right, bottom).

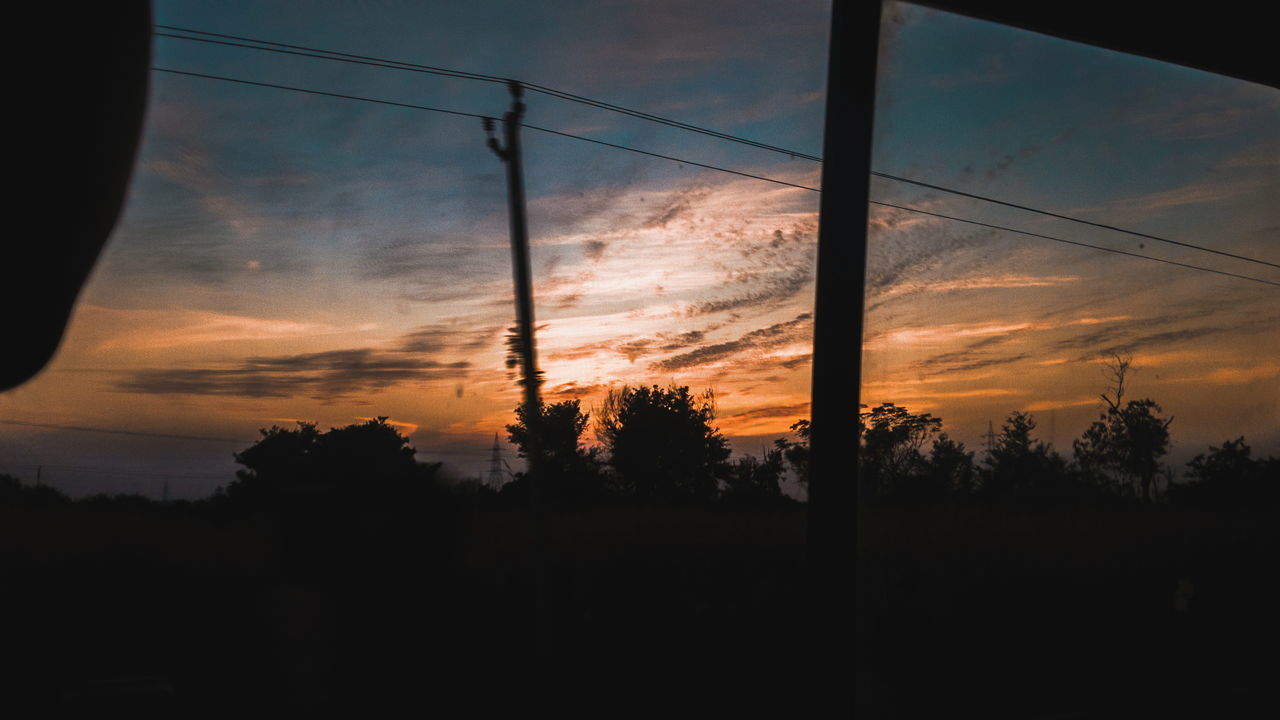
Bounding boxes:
153 68 490 120
523 122 820 191
154 25 821 161
155 67 1276 288
524 87 821 161
871 171 1280 270
153 32 506 85
153 26 1275 271
149 66 814 190
870 200 1280 287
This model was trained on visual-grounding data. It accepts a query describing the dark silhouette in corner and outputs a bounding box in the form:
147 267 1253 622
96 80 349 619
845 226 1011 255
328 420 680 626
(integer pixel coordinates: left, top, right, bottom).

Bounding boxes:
4 1 150 392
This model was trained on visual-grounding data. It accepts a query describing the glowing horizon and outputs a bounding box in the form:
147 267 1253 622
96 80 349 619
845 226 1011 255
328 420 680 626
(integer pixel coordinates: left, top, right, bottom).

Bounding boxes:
1 1 1275 499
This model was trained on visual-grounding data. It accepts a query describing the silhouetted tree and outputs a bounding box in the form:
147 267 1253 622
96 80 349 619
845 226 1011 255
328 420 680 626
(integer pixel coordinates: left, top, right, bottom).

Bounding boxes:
224 421 322 510
923 433 978 498
225 417 443 511
721 448 791 506
1170 437 1280 508
506 399 608 504
322 418 438 500
1112 399 1173 501
0 473 71 507
595 384 730 505
1072 353 1172 501
859 403 942 499
984 411 1069 501
773 419 810 489
1072 419 1114 491
80 492 156 510
225 416 452 588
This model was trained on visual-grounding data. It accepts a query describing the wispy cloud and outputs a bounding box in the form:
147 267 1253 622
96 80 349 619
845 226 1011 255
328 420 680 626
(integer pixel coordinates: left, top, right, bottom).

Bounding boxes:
1065 316 1275 360
395 322 503 355
718 401 812 437
545 381 611 400
88 307 364 352
640 187 713 229
1123 85 1280 139
651 313 812 371
575 0 829 81
1103 177 1268 212
354 416 421 436
583 239 608 261
726 403 811 422
927 51 1016 90
694 263 814 315
981 127 1076 180
1214 140 1280 171
921 353 1033 375
116 349 472 401
886 388 1020 404
863 208 1000 306
1186 363 1280 385
929 274 1080 293
1024 397 1100 412
109 317 501 401
693 226 817 315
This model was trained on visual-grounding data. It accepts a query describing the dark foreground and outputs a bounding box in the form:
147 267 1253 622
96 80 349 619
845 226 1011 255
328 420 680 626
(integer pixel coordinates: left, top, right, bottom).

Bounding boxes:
3 501 1276 717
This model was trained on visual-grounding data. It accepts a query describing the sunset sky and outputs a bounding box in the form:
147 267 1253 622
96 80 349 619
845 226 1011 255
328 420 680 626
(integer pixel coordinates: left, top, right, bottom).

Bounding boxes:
1 1 1275 498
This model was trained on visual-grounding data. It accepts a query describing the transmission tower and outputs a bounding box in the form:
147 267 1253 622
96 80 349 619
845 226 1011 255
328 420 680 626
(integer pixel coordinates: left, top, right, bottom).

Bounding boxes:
486 433 506 490
983 420 997 460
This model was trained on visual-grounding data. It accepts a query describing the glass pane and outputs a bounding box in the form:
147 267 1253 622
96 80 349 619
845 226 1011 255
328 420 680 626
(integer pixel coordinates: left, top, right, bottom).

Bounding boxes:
869 1 1278 487
0 2 828 502
1 1 829 710
862 2 1278 715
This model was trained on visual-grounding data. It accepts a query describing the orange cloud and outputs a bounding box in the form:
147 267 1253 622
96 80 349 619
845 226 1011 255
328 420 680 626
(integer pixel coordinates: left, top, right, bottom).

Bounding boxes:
1024 398 1100 412
1201 364 1280 385
1066 316 1133 326
929 275 1080 292
86 307 358 352
868 322 1033 348
875 388 1020 405
1104 177 1268 212
355 416 420 436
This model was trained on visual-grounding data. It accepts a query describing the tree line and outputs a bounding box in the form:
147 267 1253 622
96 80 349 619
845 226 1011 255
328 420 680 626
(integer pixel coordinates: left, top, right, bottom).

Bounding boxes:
480 353 1277 509
2 353 1275 511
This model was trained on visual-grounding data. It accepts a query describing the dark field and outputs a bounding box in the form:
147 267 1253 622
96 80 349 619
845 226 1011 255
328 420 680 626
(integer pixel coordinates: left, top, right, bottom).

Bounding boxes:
3 501 1276 716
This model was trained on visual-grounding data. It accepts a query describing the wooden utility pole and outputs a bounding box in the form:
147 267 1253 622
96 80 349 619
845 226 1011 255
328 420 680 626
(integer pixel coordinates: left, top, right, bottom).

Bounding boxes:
485 80 550 664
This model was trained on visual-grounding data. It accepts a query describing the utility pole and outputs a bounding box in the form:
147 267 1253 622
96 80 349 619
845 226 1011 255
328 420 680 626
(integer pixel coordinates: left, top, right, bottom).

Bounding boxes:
484 80 549 665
